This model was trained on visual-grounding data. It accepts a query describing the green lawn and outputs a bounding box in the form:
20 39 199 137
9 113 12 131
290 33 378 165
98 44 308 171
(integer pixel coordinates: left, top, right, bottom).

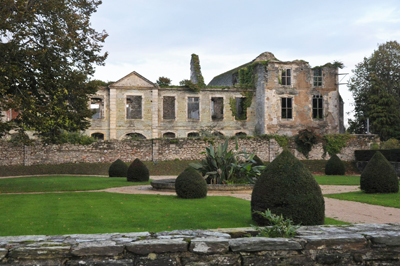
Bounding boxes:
325 191 400 209
0 193 253 236
0 176 149 193
314 175 360 186
0 192 347 236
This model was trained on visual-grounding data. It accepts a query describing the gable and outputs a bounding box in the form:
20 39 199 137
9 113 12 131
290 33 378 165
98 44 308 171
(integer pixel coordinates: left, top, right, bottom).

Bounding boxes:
111 71 155 88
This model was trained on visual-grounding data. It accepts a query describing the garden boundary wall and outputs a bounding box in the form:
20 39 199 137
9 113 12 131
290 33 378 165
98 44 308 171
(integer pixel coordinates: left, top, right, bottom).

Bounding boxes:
0 134 379 166
0 224 399 265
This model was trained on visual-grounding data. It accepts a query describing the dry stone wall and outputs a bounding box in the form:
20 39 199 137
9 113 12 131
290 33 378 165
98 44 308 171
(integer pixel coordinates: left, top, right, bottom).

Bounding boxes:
1 224 400 265
0 135 378 166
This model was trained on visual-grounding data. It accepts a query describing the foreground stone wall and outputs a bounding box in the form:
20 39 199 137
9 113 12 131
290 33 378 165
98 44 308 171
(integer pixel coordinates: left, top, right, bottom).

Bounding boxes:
0 134 379 166
0 224 399 265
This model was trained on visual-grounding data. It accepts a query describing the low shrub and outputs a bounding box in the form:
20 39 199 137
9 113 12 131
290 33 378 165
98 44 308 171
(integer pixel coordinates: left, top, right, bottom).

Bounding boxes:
175 168 207 199
251 209 299 238
252 155 264 166
127 159 149 182
251 149 325 225
325 154 345 175
108 159 128 177
360 152 399 193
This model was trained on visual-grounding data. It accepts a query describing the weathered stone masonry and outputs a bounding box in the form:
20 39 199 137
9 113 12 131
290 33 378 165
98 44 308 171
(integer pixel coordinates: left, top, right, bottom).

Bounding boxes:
0 135 378 166
1 224 400 265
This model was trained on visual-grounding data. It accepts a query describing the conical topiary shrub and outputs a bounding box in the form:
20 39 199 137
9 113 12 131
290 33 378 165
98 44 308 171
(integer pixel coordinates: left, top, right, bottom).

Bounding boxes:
127 158 149 182
175 167 207 199
252 154 264 166
325 154 346 175
360 151 399 193
251 149 325 225
109 159 128 177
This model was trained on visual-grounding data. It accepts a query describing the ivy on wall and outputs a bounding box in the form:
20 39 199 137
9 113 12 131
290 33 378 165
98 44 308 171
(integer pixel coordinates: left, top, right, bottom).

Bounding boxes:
323 133 354 157
191 54 206 88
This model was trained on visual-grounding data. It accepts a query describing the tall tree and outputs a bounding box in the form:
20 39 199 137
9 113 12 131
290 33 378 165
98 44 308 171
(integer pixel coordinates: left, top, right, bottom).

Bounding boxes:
0 0 107 142
348 41 400 140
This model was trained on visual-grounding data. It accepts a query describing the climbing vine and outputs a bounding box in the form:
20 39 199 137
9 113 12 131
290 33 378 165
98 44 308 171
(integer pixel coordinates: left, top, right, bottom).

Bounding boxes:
295 128 321 158
179 79 200 93
191 54 206 88
229 91 253 120
322 133 354 157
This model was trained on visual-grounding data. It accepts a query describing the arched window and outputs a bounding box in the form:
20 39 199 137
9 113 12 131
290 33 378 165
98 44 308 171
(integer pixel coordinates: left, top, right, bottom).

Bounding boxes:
125 133 146 140
212 131 224 137
235 132 247 137
91 133 104 140
163 132 176 139
187 132 199 138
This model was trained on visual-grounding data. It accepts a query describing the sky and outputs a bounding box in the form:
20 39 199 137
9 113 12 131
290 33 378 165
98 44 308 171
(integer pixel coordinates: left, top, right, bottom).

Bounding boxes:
90 0 400 127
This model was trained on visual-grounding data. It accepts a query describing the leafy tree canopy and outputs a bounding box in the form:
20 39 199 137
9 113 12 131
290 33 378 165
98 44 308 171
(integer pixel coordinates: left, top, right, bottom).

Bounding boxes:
156 76 171 87
0 0 108 143
348 41 400 141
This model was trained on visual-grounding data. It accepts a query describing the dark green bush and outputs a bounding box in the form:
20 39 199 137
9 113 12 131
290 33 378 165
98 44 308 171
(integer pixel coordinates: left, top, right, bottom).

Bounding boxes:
252 155 264 166
251 149 325 225
360 152 399 193
355 150 392 162
175 168 207 199
108 159 128 177
325 154 345 175
127 158 149 182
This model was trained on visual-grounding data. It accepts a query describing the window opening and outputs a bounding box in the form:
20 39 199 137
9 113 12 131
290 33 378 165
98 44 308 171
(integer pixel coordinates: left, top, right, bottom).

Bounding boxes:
312 95 323 119
281 98 293 119
188 97 200 120
235 97 247 120
211 97 223 121
187 132 199 138
91 98 103 119
126 96 142 119
163 132 176 139
91 133 104 140
125 133 146 140
163 96 175 120
282 69 291 85
235 132 247 137
313 68 323 87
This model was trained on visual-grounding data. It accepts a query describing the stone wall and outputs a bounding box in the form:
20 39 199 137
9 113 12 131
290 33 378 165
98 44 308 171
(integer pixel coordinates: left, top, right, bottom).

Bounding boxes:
0 134 379 166
1 224 400 265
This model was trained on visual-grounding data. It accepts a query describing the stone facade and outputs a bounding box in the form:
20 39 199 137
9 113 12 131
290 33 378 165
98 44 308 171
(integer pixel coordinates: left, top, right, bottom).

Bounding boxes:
0 135 378 166
1 224 400 265
86 52 344 140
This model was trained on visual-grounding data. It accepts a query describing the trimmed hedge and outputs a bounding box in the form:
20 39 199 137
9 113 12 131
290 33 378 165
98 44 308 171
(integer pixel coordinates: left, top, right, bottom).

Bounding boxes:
251 149 325 226
175 168 207 199
108 159 128 177
360 152 399 193
355 150 400 162
325 154 346 175
127 158 149 182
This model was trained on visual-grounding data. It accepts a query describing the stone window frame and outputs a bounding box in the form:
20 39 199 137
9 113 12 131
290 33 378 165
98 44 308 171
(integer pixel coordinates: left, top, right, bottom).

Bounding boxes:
186 95 201 121
90 96 104 120
313 68 323 87
281 69 292 86
161 94 177 121
210 95 224 121
281 97 294 120
125 93 144 120
234 131 248 137
312 94 324 120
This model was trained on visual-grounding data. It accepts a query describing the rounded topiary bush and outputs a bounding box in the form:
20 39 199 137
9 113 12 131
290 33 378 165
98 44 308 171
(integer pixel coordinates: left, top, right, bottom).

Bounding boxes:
127 158 149 182
325 154 346 175
360 151 399 193
251 149 325 226
175 168 207 199
109 159 128 177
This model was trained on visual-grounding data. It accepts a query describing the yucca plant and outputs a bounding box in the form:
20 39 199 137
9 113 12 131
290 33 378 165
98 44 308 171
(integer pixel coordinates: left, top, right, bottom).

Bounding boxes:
190 139 265 184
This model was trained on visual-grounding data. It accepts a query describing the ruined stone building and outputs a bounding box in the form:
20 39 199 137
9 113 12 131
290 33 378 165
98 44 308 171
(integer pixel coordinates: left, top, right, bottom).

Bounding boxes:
86 52 344 140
